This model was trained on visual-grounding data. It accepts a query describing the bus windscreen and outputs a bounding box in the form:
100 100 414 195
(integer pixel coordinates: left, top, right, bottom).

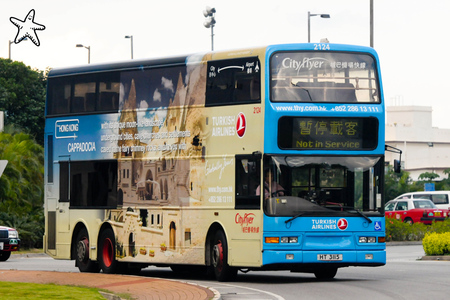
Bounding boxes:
270 51 379 103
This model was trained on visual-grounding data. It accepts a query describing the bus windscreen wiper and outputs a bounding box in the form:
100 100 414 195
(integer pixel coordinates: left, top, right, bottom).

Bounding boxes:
348 209 373 223
285 212 305 224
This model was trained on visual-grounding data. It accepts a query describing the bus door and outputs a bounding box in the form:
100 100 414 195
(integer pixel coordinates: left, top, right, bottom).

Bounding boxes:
53 158 71 257
45 133 55 255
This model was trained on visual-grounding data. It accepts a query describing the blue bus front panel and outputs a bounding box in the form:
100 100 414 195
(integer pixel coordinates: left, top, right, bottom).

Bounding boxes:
262 216 386 267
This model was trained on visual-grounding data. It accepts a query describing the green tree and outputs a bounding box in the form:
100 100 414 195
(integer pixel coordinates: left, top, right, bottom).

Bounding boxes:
418 172 440 182
444 168 450 179
436 169 450 190
384 166 414 200
0 125 44 248
0 59 47 145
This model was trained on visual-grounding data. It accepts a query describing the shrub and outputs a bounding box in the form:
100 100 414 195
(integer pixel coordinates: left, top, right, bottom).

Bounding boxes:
385 218 450 242
422 232 450 255
428 218 450 233
385 218 429 241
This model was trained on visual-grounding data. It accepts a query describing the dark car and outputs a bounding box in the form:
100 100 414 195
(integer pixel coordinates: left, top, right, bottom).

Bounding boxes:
0 225 20 261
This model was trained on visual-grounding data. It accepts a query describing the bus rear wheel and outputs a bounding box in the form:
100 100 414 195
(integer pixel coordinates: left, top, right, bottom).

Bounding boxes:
99 228 119 274
75 228 99 273
211 230 237 282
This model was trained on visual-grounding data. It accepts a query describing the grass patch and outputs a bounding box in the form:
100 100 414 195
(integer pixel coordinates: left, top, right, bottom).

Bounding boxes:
12 248 44 255
0 282 110 299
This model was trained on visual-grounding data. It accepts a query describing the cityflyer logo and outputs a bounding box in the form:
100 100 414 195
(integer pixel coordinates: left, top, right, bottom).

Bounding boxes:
337 218 348 230
235 213 259 233
236 112 246 138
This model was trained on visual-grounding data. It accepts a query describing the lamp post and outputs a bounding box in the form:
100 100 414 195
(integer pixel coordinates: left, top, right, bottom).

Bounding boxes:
370 0 374 47
203 6 216 51
8 38 27 60
8 40 13 60
307 11 330 43
76 44 90 64
125 35 133 59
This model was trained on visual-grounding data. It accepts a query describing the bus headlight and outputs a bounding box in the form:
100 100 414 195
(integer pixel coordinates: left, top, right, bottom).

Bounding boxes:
359 236 376 243
281 237 298 243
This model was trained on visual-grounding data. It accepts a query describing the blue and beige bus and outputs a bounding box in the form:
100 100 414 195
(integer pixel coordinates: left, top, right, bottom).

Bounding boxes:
44 43 388 281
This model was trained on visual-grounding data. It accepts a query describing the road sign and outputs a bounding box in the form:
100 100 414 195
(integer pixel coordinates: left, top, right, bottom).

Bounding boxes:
0 160 7 177
424 183 435 191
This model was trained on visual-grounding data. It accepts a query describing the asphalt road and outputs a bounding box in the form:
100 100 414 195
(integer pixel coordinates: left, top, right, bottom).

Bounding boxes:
3 244 448 300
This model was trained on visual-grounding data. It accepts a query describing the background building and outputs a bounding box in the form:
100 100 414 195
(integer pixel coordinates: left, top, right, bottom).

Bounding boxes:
385 106 450 181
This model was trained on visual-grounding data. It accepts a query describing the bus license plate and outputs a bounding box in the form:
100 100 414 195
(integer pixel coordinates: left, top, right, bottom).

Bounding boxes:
0 242 3 250
318 254 342 261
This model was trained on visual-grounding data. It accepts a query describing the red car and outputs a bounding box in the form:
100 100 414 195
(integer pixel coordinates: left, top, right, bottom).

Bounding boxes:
385 198 449 224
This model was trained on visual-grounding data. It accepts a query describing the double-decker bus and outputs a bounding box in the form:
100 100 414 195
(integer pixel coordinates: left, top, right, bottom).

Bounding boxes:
44 43 388 281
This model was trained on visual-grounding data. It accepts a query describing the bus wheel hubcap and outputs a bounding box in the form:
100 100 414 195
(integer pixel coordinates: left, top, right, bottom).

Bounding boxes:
212 241 223 271
102 238 113 267
77 238 89 262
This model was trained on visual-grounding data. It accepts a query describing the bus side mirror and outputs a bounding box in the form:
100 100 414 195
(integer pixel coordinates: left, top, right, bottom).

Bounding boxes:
394 159 401 173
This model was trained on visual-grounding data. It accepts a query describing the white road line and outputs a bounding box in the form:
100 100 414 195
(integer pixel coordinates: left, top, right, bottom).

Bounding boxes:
210 282 285 300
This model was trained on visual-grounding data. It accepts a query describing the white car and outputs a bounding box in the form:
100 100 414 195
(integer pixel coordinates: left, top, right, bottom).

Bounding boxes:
394 191 450 210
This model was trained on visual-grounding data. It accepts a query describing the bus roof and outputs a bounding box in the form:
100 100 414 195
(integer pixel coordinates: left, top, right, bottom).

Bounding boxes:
48 55 190 78
48 43 378 78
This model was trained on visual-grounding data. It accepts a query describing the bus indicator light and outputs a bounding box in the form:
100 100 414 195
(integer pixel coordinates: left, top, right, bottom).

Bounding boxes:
265 237 280 244
236 112 246 138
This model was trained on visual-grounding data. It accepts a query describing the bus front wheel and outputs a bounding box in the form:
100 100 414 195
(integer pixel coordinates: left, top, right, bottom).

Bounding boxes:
211 230 237 282
314 267 338 280
75 228 99 273
98 228 119 274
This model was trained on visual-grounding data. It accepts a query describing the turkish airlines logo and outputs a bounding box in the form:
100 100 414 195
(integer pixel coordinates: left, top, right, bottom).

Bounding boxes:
337 218 348 230
236 112 246 138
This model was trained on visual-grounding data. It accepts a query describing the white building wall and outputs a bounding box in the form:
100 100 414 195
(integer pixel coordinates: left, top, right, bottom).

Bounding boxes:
385 106 450 181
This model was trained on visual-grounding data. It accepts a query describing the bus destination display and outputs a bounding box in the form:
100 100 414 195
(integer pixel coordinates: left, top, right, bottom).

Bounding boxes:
278 117 378 150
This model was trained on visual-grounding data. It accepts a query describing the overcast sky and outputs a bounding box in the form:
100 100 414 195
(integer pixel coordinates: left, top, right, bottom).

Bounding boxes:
1 0 449 128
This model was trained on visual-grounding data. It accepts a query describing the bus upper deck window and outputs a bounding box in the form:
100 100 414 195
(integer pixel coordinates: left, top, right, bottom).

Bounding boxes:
270 51 380 103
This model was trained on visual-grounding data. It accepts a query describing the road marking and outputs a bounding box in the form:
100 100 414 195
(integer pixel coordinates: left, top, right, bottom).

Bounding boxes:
210 282 285 300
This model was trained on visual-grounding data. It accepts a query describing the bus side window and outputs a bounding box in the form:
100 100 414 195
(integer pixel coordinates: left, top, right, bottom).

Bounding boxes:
59 161 118 208
59 161 69 202
48 80 70 115
235 155 260 209
206 57 261 107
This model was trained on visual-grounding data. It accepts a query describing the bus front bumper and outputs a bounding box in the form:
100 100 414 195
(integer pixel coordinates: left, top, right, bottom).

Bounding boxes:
262 249 386 267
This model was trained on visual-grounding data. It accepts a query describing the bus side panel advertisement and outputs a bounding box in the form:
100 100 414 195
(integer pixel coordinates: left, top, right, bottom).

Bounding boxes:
47 53 265 265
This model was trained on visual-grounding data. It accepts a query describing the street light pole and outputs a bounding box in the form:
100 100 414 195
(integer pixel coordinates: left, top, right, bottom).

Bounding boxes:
307 11 331 43
370 0 374 47
125 35 134 59
76 44 91 64
203 6 216 51
8 38 27 60
8 40 13 60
